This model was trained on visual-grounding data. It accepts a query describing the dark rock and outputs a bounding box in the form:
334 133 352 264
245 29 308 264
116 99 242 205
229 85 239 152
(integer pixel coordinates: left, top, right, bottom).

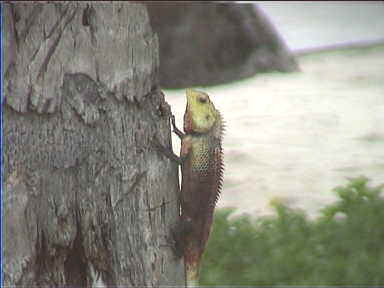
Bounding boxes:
145 2 299 88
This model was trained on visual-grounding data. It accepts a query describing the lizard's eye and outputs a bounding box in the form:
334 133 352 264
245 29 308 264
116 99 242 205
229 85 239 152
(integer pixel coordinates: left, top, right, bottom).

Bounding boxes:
198 96 207 103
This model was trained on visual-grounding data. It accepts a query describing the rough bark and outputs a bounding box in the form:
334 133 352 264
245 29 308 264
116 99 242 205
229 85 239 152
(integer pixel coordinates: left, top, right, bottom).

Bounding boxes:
3 2 184 286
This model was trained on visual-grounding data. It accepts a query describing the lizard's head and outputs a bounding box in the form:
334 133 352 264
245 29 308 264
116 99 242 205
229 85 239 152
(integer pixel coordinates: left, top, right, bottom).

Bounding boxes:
184 89 219 133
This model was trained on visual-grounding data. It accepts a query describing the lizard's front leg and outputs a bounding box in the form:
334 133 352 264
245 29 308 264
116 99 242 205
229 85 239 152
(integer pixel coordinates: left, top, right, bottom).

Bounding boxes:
152 137 185 165
171 115 185 139
153 115 189 165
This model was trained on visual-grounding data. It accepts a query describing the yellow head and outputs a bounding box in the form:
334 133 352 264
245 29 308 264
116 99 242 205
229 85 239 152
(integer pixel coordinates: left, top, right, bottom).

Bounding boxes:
184 89 219 134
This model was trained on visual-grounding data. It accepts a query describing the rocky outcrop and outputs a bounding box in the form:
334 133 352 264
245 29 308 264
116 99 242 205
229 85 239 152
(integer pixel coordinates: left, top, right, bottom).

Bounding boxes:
146 2 299 88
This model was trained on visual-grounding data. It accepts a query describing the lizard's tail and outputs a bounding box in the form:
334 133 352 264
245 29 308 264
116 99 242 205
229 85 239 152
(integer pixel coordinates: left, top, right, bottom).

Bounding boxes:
186 278 199 288
185 260 200 287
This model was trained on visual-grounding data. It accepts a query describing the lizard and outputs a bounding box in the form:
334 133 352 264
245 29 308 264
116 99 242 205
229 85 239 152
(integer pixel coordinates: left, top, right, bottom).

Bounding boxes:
156 88 225 287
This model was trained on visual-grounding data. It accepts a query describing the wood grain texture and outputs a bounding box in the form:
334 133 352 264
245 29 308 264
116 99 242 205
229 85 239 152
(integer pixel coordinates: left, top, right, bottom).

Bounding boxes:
3 2 183 286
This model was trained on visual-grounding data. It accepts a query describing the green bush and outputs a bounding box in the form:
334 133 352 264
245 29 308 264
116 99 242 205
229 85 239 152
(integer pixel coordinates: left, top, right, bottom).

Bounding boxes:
200 176 384 286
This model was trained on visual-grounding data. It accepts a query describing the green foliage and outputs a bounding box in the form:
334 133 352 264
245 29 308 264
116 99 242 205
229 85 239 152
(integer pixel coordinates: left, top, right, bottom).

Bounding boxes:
200 176 384 286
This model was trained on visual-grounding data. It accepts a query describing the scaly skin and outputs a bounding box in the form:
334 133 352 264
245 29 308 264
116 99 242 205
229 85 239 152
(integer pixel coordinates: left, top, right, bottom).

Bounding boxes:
170 89 224 287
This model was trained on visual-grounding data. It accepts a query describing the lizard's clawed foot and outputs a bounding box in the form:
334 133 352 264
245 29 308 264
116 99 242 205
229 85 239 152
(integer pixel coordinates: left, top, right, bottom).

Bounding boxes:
152 136 183 164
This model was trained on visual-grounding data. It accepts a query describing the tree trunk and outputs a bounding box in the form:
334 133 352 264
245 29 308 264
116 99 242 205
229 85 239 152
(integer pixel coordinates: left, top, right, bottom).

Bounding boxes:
2 2 184 286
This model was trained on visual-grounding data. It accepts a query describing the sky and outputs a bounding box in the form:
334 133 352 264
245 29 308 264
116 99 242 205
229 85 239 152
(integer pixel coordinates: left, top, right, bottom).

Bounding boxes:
256 1 384 51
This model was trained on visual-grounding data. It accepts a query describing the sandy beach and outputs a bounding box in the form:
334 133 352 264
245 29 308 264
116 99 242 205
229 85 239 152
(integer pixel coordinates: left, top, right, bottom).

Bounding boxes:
164 44 384 218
